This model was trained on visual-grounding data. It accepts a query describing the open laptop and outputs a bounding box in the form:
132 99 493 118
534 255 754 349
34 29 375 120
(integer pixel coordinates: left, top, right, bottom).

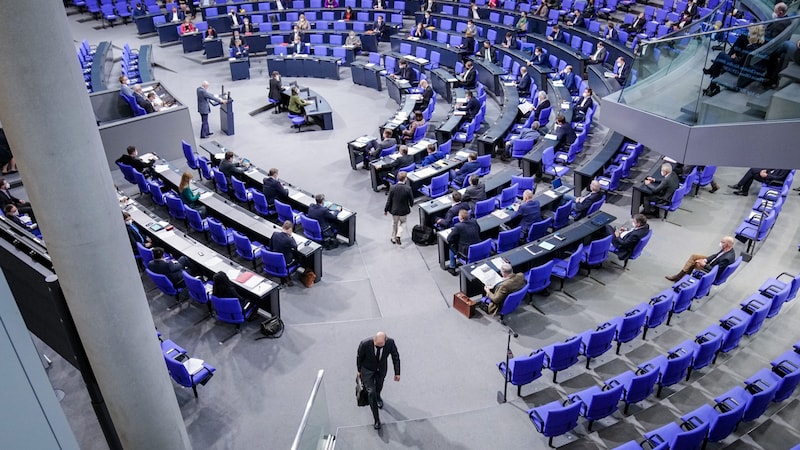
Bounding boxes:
551 177 571 194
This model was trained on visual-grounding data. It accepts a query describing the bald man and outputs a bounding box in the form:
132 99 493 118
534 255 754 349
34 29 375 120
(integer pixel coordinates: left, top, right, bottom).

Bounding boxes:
196 80 226 139
484 263 526 315
357 331 400 430
665 236 736 282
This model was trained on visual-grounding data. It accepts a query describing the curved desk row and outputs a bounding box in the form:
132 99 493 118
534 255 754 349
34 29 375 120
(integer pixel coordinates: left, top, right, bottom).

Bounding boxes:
200 1 405 22
494 46 554 95
476 82 520 156
434 87 468 144
267 54 341 81
350 61 384 91
203 9 402 35
368 138 438 192
152 162 325 280
519 80 575 179
198 141 354 245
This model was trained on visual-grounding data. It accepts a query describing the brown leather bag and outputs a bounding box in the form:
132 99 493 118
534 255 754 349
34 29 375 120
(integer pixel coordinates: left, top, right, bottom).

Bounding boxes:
453 292 476 318
301 270 316 288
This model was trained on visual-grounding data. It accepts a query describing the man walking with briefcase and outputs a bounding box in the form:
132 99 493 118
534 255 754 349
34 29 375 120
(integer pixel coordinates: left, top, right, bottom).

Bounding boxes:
357 331 401 430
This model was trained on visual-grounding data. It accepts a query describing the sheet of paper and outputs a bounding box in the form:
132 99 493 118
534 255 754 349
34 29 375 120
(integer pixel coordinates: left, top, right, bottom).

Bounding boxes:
539 241 555 251
544 133 557 140
471 264 503 288
437 196 453 206
491 209 509 219
456 151 471 158
244 274 262 288
184 358 205 375
491 257 506 269
199 191 214 199
289 191 306 201
552 80 564 87
153 164 169 173
415 167 436 178
543 190 558 198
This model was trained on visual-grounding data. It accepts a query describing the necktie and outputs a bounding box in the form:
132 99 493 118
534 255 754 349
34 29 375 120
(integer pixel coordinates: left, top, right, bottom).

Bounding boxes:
375 346 382 361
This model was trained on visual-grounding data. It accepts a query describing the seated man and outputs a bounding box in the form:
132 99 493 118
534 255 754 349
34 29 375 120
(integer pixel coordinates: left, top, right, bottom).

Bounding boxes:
363 129 398 168
415 79 434 110
262 167 289 208
729 168 790 196
608 213 649 260
123 211 151 252
4 204 40 237
147 247 191 287
665 236 736 281
457 90 480 120
420 143 443 166
587 41 608 65
461 174 487 208
517 66 532 96
553 114 577 152
573 88 594 121
476 40 496 63
565 179 604 220
436 191 470 229
133 85 155 114
528 47 550 68
393 59 417 83
218 150 249 183
516 189 541 239
456 61 477 89
0 177 35 219
270 220 298 286
308 193 340 245
446 209 481 276
451 152 480 187
553 65 578 94
640 162 679 216
378 145 414 188
115 145 155 177
501 122 541 161
483 263 527 315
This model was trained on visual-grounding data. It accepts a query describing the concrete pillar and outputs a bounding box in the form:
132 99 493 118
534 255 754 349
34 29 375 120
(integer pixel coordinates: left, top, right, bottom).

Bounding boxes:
0 2 191 449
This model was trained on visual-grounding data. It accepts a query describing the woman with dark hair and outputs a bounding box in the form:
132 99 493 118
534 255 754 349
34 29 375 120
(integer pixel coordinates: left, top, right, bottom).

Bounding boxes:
401 110 426 143
212 271 249 311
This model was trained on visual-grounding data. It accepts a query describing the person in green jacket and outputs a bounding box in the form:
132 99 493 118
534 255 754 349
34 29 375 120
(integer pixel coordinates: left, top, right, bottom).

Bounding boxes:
179 171 207 217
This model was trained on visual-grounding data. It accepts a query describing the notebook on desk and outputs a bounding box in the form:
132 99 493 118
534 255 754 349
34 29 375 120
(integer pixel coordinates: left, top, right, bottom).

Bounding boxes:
552 177 571 194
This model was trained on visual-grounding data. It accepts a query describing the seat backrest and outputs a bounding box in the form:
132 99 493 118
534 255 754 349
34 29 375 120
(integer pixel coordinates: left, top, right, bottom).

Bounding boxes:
232 230 255 259
552 200 572 230
542 400 582 436
274 199 293 222
507 351 545 384
300 214 323 241
210 295 245 324
474 198 495 218
586 194 606 216
496 226 522 253
498 287 527 317
527 217 552 242
165 194 185 219
583 321 616 358
670 422 709 449
252 191 270 215
498 184 519 208
694 265 719 298
467 239 492 262
718 309 750 352
647 290 675 328
585 234 612 265
163 350 192 387
182 271 209 305
185 206 205 232
661 345 694 386
261 249 289 278
429 173 449 197
146 269 178 296
182 140 196 168
208 217 229 246
213 170 229 192
149 181 165 205
627 368 659 403
548 336 581 371
133 169 149 195
137 242 154 266
584 384 624 420
511 175 534 197
117 162 136 184
617 306 647 342
692 329 723 369
527 260 556 292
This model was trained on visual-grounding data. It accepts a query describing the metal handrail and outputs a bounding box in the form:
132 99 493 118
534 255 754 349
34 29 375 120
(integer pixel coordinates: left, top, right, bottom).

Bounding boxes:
291 369 326 450
643 14 799 45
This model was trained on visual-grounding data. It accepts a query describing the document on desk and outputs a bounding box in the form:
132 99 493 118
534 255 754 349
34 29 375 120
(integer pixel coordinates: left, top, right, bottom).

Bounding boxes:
244 274 263 288
544 133 557 140
491 209 509 219
539 241 556 251
338 209 353 220
437 196 453 206
440 228 452 239
289 191 306 201
456 151 471 158
447 77 458 83
184 358 205 375
543 190 558 199
490 256 507 270
525 246 544 257
200 191 214 199
139 153 158 164
604 71 616 78
552 80 564 87
205 256 223 267
365 63 376 67
215 152 225 160
355 135 373 143
453 110 466 116
415 167 437 178
518 102 534 115
560 102 570 110
153 164 169 173
253 280 271 296
472 264 503 288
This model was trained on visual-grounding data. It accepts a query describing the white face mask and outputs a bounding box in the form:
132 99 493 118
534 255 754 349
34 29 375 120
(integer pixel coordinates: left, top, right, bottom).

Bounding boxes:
719 242 724 249
125 220 133 225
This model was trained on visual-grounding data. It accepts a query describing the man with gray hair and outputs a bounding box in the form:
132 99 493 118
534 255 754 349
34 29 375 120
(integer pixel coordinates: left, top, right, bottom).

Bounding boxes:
666 236 736 282
641 162 679 217
483 263 526 315
570 179 604 219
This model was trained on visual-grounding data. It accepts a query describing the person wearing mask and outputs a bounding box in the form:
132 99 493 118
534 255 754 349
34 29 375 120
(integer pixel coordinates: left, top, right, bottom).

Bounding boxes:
528 47 550 68
517 66 532 96
123 211 151 251
415 79 433 110
148 247 191 287
553 114 576 152
641 162 679 216
608 214 649 260
476 40 497 63
665 236 736 281
212 271 252 312
435 191 470 229
345 31 362 50
566 179 604 219
179 17 196 35
133 84 155 114
446 209 481 276
288 86 310 117
516 11 529 32
483 264 527 315
363 129 397 167
573 87 594 121
457 61 477 89
587 41 608 65
400 110 425 143
501 31 518 49
553 65 578 94
4 204 40 237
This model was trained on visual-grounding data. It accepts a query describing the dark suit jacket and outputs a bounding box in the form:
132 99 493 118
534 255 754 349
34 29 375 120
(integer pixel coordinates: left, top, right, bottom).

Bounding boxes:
460 97 480 119
447 219 481 256
115 154 152 174
147 258 184 286
460 68 477 89
219 159 245 180
573 191 603 219
454 160 481 186
646 172 680 202
478 46 496 63
292 42 308 54
533 99 551 122
517 73 532 95
575 96 594 116
388 154 415 176
270 231 297 265
268 78 283 103
165 10 185 22
373 19 386 35
126 223 147 251
503 36 517 48
242 22 257 34
462 182 487 208
196 86 219 114
385 182 414 216
605 28 619 42
530 53 550 67
442 202 471 227
615 62 630 85
421 152 443 166
396 66 416 83
612 224 649 260
357 337 400 376
419 85 434 106
706 248 735 273
134 92 155 114
262 177 289 207
629 17 645 33
550 30 565 43
518 200 542 236
590 47 608 64
561 71 578 94
554 123 577 151
486 273 527 314
308 203 338 232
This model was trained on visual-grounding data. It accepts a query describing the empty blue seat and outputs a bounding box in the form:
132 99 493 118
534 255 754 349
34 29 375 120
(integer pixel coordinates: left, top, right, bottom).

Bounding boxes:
497 351 546 402
727 369 780 421
610 304 648 354
643 420 708 450
739 295 771 335
680 399 744 444
568 383 624 431
667 276 700 325
642 290 675 340
641 340 694 397
419 172 449 198
539 335 581 382
551 242 584 291
581 234 613 275
687 325 724 379
577 321 616 369
527 217 552 242
770 350 800 402
492 226 521 253
527 399 582 448
605 367 660 414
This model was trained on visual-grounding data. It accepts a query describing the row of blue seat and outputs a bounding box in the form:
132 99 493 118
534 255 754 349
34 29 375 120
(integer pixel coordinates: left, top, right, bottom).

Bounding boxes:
735 170 795 255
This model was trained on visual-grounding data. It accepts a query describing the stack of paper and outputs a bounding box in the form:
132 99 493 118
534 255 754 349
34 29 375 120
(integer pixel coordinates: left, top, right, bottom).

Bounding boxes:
471 264 503 288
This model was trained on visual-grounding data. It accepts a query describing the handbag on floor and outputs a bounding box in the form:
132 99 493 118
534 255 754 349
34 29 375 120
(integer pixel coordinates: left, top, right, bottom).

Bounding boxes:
301 270 316 288
412 225 436 246
256 316 284 339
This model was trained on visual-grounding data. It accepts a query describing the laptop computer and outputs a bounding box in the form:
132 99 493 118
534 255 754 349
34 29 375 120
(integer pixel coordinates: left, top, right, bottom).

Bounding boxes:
552 177 571 194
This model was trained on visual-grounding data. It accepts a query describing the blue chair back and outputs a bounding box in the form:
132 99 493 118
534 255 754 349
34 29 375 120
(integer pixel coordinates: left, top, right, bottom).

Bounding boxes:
692 328 723 371
476 154 491 176
497 184 519 208
300 214 324 242
210 295 245 325
697 165 717 187
625 368 660 406
526 260 555 295
693 266 719 299
543 336 581 373
182 140 198 169
498 351 545 387
232 230 260 262
379 144 397 158
208 217 232 249
474 198 495 218
626 229 651 262
552 201 572 230
553 242 584 291
616 306 647 346
494 226 521 253
185 206 207 234
671 278 700 317
583 234 612 267
137 242 154 267
741 373 780 421
198 156 213 180
718 309 751 352
261 249 290 278
581 384 624 423
275 199 298 224
581 322 616 362
714 256 741 285
117 162 136 184
146 268 180 297
511 138 535 158
182 271 210 305
644 290 675 337
660 346 694 389
252 191 271 216
133 169 149 196
741 297 770 335
424 173 450 198
232 177 253 204
213 170 229 193
531 400 582 440
149 181 166 206
165 194 187 221
466 239 492 263
527 217 552 242
498 287 527 318
705 400 745 442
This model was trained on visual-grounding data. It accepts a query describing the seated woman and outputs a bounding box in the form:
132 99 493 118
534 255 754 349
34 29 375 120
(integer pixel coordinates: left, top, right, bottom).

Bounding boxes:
345 31 362 50
401 110 426 143
703 25 764 79
179 171 207 217
516 11 529 33
212 271 252 314
411 22 427 39
343 6 354 21
325 0 338 8
296 13 311 31
179 18 196 35
288 86 310 120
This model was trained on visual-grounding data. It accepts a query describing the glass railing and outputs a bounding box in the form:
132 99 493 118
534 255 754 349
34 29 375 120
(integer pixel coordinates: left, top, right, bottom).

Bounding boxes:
616 11 800 126
291 370 334 450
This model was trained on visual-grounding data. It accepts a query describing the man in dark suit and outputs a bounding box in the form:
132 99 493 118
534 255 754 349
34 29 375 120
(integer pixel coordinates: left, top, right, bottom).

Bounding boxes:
567 9 585 27
461 174 487 208
393 59 416 83
0 177 34 218
528 47 550 67
501 31 517 49
364 129 397 167
123 211 151 252
548 25 565 43
516 189 541 239
447 209 481 275
416 79 434 110
555 65 579 94
730 168 791 196
684 0 698 18
420 143 443 166
484 263 527 315
457 61 477 89
268 71 283 112
451 152 480 187
308 193 340 242
262 167 289 208
553 114 577 152
476 40 497 63
666 236 736 281
227 8 241 29
569 180 604 219
270 220 297 286
458 89 480 120
133 85 155 114
384 171 414 245
436 191 470 229
115 145 154 176
372 15 387 41
380 145 414 189
165 5 185 23
197 80 224 139
587 41 608 65
517 66 532 96
573 87 594 121
356 331 400 430
218 151 249 184
604 22 619 42
291 36 307 54
532 91 551 122
3 204 39 237
147 247 190 287
613 57 630 85
609 214 649 260
622 12 646 34
641 163 679 216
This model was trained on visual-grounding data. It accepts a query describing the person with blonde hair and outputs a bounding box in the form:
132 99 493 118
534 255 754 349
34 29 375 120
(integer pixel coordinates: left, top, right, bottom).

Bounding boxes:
179 171 207 216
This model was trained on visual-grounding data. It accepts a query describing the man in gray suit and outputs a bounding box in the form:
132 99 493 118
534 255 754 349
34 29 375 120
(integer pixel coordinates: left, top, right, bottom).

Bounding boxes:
196 80 226 139
641 162 679 217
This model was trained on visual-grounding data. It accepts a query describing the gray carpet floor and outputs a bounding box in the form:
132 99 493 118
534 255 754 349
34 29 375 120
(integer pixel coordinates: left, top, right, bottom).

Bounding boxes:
34 7 800 450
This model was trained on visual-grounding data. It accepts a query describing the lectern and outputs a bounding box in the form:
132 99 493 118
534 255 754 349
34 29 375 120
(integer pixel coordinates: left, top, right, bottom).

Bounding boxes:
220 94 234 136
